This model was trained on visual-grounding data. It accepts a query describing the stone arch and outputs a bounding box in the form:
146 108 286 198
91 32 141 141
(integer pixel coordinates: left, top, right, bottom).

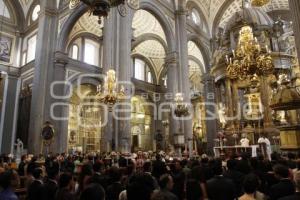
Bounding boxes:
186 0 210 35
66 32 102 53
187 34 211 71
132 33 168 53
3 0 25 29
211 0 237 37
188 55 205 75
24 0 40 27
57 4 89 52
133 0 176 53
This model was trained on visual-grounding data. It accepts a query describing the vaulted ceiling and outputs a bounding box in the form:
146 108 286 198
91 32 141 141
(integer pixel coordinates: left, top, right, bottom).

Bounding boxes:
192 0 289 30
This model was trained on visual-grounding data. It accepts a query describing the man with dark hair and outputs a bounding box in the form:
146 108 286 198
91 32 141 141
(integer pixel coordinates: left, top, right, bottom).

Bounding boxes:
127 173 156 200
56 173 75 200
0 170 20 200
207 159 236 200
43 157 59 200
223 159 244 197
152 154 167 180
89 161 109 190
269 164 295 200
239 174 265 200
27 168 44 200
80 183 105 200
156 174 178 200
279 171 300 200
106 167 124 200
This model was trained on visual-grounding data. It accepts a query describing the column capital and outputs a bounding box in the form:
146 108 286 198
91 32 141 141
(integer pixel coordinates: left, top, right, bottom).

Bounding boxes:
202 73 215 83
54 51 69 66
174 10 188 16
165 51 178 65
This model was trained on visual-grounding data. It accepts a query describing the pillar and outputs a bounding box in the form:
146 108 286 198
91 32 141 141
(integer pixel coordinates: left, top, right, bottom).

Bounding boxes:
289 0 300 59
165 52 179 148
117 7 133 153
0 75 20 154
202 74 218 154
28 0 59 154
174 0 193 156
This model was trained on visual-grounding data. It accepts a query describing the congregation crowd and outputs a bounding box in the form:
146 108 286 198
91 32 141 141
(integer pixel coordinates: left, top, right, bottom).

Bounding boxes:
0 151 299 200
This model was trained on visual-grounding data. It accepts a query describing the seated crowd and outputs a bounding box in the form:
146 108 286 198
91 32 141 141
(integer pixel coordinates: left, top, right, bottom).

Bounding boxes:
0 151 299 200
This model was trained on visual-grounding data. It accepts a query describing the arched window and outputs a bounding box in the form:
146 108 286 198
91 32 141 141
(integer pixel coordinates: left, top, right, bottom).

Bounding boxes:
26 35 37 63
32 5 40 21
84 39 99 66
0 0 10 18
163 75 167 87
191 9 201 25
133 58 153 83
71 45 79 60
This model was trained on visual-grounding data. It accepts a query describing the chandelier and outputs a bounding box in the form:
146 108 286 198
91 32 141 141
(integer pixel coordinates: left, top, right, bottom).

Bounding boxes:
226 25 274 79
174 93 189 117
251 0 270 7
97 69 125 106
69 0 139 22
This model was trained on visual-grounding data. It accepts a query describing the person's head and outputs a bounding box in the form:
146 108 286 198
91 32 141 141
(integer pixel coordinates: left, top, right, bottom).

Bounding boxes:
58 173 74 191
46 160 59 180
243 174 259 194
32 168 43 180
127 173 155 200
294 171 300 192
143 161 152 173
108 166 122 182
80 183 105 200
227 159 237 170
273 164 289 179
174 160 182 171
0 170 20 189
212 159 223 176
159 174 174 191
93 161 104 173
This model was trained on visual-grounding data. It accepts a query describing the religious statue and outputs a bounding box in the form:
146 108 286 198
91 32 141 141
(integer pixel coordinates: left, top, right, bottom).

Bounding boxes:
105 69 116 94
14 138 24 157
218 103 227 128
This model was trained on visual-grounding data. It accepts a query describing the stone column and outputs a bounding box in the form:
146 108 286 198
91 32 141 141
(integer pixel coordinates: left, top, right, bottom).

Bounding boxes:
289 0 300 59
0 75 20 154
202 74 218 154
51 54 68 153
174 1 193 156
117 7 134 153
102 10 118 152
165 52 180 149
28 0 59 155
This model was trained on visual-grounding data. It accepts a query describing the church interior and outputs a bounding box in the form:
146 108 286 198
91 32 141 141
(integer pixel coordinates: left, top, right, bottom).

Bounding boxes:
0 0 300 157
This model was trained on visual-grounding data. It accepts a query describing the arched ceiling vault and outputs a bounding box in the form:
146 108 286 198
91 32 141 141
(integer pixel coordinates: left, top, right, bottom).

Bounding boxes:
193 0 289 32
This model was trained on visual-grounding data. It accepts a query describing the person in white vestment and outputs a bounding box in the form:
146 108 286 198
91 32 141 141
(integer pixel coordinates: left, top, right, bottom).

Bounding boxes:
258 135 272 160
240 135 250 147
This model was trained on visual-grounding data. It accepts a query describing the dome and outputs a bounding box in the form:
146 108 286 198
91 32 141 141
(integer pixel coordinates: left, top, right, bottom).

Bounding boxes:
225 7 274 32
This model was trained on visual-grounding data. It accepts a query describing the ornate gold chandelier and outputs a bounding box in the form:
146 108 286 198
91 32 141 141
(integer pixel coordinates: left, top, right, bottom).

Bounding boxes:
174 93 189 117
69 0 139 22
226 25 274 79
251 0 270 7
97 69 125 106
